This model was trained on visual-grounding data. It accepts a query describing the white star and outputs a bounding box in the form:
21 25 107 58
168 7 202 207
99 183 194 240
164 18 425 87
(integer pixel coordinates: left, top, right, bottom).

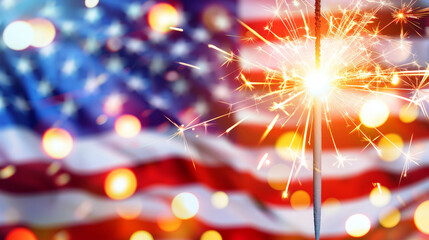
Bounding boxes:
150 57 166 74
0 95 7 110
213 84 231 100
127 76 146 91
62 60 77 76
106 22 124 37
172 80 188 95
17 58 32 74
61 21 75 35
126 39 145 53
193 28 210 42
194 100 209 116
150 95 168 109
171 41 191 57
104 93 126 115
40 44 55 57
193 59 210 76
127 3 143 20
148 31 166 43
106 57 123 73
14 97 30 112
85 74 107 93
0 71 11 86
38 80 53 96
85 8 101 23
41 2 58 18
61 98 78 116
84 38 101 53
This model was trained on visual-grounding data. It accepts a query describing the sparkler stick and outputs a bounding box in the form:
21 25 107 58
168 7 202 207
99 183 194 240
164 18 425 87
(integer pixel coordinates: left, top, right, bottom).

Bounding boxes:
313 0 322 239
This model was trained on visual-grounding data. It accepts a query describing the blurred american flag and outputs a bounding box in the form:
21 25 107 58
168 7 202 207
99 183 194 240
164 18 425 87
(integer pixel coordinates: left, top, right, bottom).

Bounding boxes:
0 0 428 239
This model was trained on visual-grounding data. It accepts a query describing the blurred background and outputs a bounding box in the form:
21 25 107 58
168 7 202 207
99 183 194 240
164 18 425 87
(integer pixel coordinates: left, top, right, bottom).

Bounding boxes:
0 0 428 239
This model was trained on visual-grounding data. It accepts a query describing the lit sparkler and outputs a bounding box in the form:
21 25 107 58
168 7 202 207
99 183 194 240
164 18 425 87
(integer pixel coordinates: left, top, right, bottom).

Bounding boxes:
171 0 429 238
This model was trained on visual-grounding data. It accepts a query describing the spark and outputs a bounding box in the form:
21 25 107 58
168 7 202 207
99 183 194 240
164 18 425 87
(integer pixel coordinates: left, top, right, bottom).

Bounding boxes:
169 26 183 32
219 117 248 137
260 114 279 142
167 0 429 199
257 153 269 170
177 62 200 70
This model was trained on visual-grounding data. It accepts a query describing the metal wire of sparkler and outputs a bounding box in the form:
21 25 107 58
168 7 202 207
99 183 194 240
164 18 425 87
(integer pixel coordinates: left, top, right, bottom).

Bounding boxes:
313 1 322 239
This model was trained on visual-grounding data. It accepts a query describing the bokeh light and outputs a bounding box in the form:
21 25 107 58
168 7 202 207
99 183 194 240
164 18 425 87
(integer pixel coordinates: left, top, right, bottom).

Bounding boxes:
200 230 222 240
157 215 182 232
322 198 341 216
345 214 371 238
379 208 401 228
359 99 390 128
85 0 99 8
290 190 311 210
115 198 143 220
114 115 141 138
275 132 302 161
399 105 419 123
171 192 199 220
148 3 179 33
377 133 403 162
0 165 16 179
202 5 232 32
129 230 153 240
3 21 34 51
28 18 56 48
211 191 229 209
42 128 73 159
105 168 137 200
391 73 400 85
369 185 391 207
414 200 429 234
5 228 37 240
266 163 290 190
53 230 69 240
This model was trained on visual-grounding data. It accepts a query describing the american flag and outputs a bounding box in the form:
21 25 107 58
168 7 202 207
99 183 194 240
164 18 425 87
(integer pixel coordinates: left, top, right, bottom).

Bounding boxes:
0 0 428 239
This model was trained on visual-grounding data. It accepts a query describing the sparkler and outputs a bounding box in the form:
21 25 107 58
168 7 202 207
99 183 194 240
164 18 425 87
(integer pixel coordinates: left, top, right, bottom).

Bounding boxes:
174 0 429 238
313 1 322 239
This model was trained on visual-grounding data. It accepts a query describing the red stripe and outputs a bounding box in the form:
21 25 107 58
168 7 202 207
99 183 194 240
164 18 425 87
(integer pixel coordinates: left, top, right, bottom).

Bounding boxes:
239 10 426 44
232 116 429 148
0 216 424 240
0 160 427 205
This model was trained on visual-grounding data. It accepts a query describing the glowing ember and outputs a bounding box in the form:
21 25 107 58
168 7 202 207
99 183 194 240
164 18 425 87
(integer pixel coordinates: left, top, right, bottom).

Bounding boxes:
104 168 137 200
28 18 56 48
42 128 73 159
129 231 153 240
211 191 229 209
148 3 179 33
5 228 37 240
171 192 199 220
200 230 223 240
2 21 34 51
114 115 141 138
345 214 371 238
414 200 429 234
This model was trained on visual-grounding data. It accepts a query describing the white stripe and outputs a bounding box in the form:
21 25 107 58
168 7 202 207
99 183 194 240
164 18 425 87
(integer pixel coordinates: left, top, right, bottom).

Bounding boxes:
239 0 414 21
239 38 428 70
0 127 428 181
0 181 426 236
233 90 414 125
